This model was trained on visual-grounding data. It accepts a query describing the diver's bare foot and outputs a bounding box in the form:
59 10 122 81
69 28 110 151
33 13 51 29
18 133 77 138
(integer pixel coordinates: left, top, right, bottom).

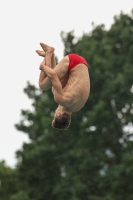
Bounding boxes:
36 50 45 57
40 42 55 53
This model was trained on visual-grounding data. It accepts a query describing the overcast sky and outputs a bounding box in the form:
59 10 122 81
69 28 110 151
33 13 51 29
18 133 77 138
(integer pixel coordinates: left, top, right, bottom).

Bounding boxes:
0 0 133 168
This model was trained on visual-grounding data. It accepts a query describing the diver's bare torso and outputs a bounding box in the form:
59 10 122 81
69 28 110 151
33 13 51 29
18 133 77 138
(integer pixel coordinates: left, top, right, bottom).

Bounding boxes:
52 62 90 112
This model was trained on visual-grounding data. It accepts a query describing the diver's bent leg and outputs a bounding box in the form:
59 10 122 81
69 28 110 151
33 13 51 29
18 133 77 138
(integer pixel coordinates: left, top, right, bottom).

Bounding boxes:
40 43 54 69
38 49 54 89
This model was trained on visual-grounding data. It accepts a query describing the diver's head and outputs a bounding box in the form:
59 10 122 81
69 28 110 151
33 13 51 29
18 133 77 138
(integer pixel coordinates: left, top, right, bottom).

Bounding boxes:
52 108 71 130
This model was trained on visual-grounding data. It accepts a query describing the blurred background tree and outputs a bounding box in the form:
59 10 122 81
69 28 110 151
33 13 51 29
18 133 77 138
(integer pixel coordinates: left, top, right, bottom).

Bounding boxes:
0 161 18 200
1 10 133 200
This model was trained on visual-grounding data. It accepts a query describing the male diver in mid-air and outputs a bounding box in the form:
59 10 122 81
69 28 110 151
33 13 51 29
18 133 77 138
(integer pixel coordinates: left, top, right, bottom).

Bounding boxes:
36 43 90 130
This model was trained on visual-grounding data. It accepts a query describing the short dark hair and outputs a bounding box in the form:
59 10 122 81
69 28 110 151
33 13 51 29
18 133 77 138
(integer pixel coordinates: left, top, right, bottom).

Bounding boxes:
52 113 71 130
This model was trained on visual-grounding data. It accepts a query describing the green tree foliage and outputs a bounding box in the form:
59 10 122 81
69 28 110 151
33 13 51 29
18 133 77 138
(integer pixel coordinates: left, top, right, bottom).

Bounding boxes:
14 11 133 200
11 191 30 200
0 161 18 200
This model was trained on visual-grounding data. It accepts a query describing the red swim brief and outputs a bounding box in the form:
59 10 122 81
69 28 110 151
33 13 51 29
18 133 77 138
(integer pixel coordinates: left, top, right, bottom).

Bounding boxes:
68 54 88 73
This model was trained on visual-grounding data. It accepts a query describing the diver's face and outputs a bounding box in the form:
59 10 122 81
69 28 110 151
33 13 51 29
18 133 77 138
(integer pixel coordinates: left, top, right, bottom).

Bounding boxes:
54 107 62 118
